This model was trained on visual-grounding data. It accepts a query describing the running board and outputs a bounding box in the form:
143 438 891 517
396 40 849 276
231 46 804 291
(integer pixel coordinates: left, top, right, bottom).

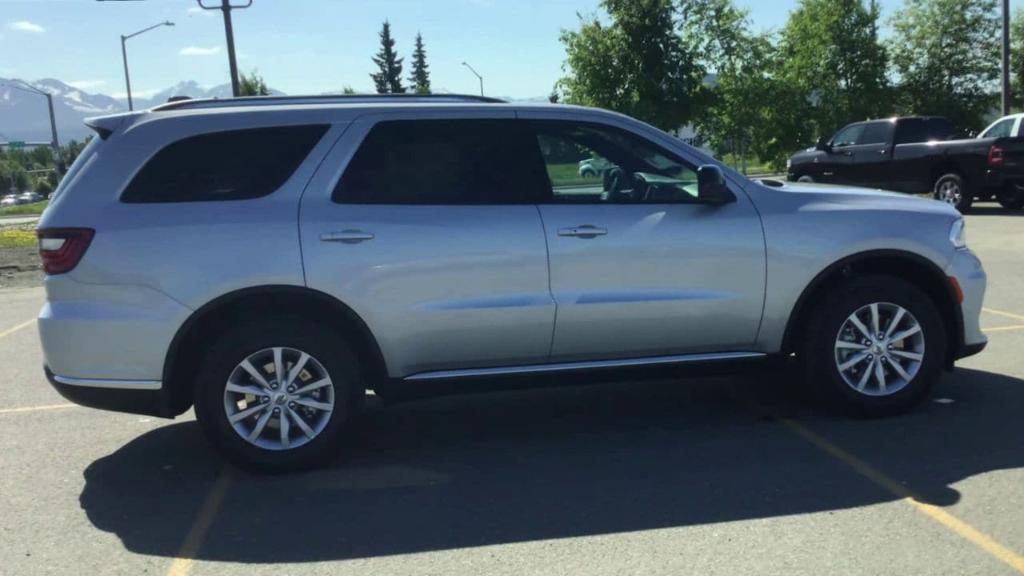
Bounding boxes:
403 352 766 382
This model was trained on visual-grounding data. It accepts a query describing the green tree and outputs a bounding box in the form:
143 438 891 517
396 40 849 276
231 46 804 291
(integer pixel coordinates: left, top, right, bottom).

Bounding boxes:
1010 8 1024 109
370 20 405 94
342 86 357 95
889 0 999 133
777 0 890 138
239 70 270 96
559 0 703 131
409 32 431 94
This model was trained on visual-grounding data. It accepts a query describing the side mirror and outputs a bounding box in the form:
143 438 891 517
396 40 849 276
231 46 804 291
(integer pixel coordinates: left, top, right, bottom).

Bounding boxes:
815 136 832 152
697 165 736 206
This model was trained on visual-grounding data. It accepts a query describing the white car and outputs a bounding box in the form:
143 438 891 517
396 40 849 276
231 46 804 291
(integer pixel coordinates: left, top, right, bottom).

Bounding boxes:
0 195 19 207
978 113 1024 139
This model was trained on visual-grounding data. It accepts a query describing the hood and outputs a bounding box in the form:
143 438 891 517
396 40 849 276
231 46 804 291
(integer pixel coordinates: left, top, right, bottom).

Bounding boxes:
756 180 960 218
788 147 824 166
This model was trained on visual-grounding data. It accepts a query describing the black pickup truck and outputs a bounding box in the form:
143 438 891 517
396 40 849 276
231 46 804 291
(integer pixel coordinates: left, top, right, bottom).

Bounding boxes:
786 116 1024 211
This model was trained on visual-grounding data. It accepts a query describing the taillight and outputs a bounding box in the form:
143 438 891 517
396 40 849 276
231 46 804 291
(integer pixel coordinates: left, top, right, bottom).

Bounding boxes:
36 228 94 275
988 144 1004 167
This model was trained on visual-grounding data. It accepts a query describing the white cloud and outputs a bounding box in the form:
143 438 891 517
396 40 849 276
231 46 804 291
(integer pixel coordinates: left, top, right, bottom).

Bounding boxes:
67 80 107 91
8 21 45 33
186 6 214 17
179 45 221 56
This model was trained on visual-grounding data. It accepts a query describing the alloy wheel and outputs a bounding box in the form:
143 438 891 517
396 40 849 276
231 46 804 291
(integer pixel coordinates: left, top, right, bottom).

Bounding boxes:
833 302 925 397
223 347 335 451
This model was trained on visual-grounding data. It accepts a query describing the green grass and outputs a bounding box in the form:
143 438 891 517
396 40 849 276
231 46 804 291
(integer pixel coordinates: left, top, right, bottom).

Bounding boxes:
0 228 36 248
0 200 48 217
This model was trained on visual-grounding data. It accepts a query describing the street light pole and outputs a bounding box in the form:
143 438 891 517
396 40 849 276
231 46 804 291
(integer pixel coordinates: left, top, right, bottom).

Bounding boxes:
120 21 174 111
1002 0 1011 115
196 0 253 97
462 61 484 97
2 80 64 176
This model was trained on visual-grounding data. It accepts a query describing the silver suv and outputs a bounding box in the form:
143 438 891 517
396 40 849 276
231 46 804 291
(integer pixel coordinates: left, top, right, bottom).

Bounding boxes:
37 95 987 469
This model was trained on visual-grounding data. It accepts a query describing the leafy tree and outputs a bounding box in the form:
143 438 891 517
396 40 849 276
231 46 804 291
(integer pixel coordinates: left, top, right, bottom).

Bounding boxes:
1011 8 1024 109
559 0 703 131
777 0 890 139
409 32 431 94
34 177 53 196
370 20 406 94
239 70 270 96
889 0 999 133
342 86 357 95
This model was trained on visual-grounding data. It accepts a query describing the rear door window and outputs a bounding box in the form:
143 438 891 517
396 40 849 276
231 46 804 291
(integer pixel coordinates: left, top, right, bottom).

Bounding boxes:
857 121 892 145
121 125 328 203
332 119 547 204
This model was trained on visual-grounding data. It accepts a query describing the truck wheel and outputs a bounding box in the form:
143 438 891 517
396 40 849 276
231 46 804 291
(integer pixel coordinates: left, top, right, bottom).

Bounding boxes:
801 275 946 417
997 185 1024 210
797 175 814 183
934 173 972 212
193 316 364 471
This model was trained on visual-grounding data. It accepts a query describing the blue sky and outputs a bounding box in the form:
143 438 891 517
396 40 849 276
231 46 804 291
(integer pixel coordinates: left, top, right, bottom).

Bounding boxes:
0 0 1016 99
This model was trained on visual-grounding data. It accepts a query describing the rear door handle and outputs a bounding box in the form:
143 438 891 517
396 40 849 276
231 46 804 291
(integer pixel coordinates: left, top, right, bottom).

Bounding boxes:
558 225 607 238
320 230 374 244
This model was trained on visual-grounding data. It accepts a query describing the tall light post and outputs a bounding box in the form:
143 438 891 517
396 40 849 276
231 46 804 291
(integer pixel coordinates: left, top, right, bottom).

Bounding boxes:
196 0 253 97
1002 0 1011 115
461 61 484 97
121 21 175 111
1 80 63 176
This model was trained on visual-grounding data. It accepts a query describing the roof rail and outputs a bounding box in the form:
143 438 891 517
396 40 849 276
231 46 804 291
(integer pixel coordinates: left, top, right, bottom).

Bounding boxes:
152 93 506 112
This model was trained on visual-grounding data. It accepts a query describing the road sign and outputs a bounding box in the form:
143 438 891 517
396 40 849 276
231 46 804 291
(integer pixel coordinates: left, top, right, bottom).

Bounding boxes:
4 141 25 149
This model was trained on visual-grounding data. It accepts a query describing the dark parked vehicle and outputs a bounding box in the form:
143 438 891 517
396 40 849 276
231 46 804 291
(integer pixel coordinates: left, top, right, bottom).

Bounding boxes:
787 116 1024 211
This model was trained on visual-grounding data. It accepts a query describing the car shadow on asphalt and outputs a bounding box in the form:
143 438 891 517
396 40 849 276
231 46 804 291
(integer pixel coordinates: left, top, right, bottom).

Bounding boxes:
79 367 1023 563
966 206 1024 217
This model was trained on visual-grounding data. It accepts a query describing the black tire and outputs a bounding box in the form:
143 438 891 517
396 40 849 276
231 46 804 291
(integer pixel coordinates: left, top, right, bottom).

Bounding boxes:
801 275 946 417
933 173 972 212
796 174 815 183
997 184 1024 209
193 316 363 471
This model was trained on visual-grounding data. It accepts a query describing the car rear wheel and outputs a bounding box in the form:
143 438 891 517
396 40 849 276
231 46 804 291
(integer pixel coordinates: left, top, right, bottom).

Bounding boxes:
193 317 363 471
801 275 945 416
934 173 972 212
997 184 1024 209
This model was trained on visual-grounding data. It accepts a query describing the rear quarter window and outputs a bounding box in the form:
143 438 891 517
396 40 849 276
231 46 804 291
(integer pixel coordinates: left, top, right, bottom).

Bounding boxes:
121 125 328 203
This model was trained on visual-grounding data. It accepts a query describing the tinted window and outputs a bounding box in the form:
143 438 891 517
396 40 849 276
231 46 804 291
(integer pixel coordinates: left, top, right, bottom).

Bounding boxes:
122 125 328 203
925 118 953 140
857 122 892 145
895 119 926 144
832 124 864 147
333 120 546 204
531 121 699 204
982 118 1015 139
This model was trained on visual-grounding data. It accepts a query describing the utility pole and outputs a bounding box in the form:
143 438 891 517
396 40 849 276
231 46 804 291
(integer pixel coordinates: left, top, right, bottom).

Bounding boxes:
196 0 252 97
461 61 484 97
1002 0 1011 115
121 21 175 111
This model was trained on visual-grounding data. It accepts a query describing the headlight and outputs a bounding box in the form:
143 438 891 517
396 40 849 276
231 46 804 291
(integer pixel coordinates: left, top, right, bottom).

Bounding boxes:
786 158 791 169
950 218 967 249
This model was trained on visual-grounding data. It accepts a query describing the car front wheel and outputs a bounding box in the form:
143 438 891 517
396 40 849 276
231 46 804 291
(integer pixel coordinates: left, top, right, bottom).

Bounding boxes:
193 317 363 471
801 275 946 416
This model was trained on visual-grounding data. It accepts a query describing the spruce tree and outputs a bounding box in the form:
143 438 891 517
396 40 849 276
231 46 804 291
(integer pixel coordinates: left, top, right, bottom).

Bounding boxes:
409 32 431 94
370 20 405 94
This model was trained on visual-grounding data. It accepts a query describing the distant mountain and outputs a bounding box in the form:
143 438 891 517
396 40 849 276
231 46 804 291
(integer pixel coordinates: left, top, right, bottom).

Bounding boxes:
0 78 283 143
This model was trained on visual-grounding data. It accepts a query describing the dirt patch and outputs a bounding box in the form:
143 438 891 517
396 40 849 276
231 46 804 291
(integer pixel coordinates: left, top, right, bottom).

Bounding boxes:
0 246 43 289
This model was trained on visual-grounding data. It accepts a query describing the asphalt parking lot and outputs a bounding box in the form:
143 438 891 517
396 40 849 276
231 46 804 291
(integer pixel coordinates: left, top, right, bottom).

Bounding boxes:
2 208 1024 576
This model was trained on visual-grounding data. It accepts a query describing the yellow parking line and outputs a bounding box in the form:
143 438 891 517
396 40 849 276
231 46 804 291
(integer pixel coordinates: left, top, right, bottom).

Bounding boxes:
165 466 233 576
779 418 1024 574
0 403 76 415
983 324 1024 334
0 318 35 340
983 307 1024 323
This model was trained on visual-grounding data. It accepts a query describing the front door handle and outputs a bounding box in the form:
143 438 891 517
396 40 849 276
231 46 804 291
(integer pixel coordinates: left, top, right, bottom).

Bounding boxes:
558 225 608 239
320 230 374 244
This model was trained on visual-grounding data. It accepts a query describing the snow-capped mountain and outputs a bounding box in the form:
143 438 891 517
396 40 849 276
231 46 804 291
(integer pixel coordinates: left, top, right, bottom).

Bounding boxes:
0 78 281 143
